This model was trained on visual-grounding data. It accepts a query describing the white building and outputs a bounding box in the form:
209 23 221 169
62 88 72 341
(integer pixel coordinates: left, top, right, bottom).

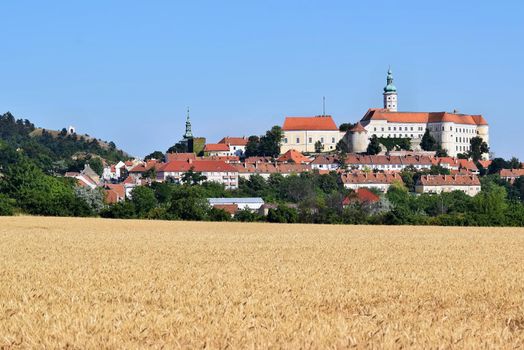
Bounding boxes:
157 159 239 189
344 69 489 158
281 115 344 154
218 137 248 157
340 172 404 192
208 198 264 211
415 174 481 196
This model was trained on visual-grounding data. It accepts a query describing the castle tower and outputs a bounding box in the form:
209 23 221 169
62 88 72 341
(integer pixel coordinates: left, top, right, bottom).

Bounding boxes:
383 68 398 112
348 122 369 153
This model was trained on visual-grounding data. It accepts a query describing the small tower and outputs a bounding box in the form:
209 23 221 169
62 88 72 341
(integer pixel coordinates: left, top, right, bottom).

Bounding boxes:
348 122 369 153
183 107 193 140
383 68 398 112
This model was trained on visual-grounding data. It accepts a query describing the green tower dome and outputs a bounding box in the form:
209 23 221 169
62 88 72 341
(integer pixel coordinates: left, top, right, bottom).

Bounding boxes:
383 68 397 93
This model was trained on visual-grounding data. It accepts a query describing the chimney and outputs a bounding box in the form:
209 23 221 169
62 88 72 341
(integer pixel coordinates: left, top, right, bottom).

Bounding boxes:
188 159 193 165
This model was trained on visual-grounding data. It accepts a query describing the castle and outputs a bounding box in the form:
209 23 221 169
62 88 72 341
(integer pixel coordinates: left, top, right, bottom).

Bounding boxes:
343 69 489 157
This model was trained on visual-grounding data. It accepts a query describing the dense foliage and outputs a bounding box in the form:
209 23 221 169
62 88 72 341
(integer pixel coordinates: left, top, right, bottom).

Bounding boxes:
244 126 283 157
0 112 128 174
100 168 524 226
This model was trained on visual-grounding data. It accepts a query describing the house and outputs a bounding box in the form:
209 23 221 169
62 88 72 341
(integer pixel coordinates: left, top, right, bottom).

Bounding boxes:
165 152 196 162
64 164 101 189
208 197 264 211
340 171 403 192
203 143 231 157
233 162 311 180
415 174 481 196
157 159 239 189
103 183 126 204
128 159 163 179
499 169 524 183
277 150 312 164
311 155 340 171
211 204 239 217
281 115 344 154
218 137 248 157
342 188 380 207
102 161 126 181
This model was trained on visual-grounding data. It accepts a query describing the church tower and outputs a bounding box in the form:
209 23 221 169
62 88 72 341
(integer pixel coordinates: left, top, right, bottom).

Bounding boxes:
183 107 193 140
383 68 398 112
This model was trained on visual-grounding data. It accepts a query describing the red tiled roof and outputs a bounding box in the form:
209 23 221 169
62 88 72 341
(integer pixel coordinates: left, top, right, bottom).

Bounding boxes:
160 160 237 173
478 160 492 168
343 188 380 205
282 116 339 131
212 204 238 215
349 122 367 133
361 108 488 126
244 156 273 164
418 174 480 186
233 163 311 174
204 143 230 152
199 155 240 163
104 183 125 199
218 137 248 146
458 159 478 171
499 169 524 178
277 150 312 164
340 172 403 185
165 153 196 162
311 155 339 165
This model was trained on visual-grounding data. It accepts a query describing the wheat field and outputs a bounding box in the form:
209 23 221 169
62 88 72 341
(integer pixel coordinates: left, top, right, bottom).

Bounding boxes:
0 217 523 348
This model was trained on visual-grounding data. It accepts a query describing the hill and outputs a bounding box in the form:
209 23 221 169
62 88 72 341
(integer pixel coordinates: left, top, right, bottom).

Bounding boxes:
0 111 129 174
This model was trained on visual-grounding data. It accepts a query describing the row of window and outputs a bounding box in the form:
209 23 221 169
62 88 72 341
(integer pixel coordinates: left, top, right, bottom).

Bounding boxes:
456 145 470 152
374 126 424 132
284 137 336 144
371 133 422 139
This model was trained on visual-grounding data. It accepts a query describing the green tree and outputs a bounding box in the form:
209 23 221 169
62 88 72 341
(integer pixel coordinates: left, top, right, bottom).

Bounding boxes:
259 126 283 157
468 136 489 162
88 157 104 176
267 205 298 223
244 135 260 158
314 141 324 153
181 168 207 186
420 129 437 151
366 135 382 155
144 151 164 161
131 186 158 217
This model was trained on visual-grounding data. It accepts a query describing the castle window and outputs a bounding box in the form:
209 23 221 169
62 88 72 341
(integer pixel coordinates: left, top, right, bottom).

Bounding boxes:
381 127 384 131
296 138 300 143
308 137 312 143
331 137 335 143
284 138 288 143
320 137 324 143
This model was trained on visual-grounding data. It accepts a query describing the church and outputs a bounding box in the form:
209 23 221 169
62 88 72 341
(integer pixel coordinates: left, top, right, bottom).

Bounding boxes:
343 69 489 158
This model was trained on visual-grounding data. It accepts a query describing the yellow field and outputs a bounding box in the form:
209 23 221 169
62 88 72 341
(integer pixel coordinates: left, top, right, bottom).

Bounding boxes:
1 217 524 348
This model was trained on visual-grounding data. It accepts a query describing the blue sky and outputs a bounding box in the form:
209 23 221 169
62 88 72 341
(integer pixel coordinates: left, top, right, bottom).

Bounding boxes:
0 1 522 158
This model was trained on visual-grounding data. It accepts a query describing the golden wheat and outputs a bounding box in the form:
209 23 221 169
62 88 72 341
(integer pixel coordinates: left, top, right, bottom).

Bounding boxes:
0 217 523 348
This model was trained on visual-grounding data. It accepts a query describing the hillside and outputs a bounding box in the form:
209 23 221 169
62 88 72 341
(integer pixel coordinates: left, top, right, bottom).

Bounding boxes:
0 112 129 174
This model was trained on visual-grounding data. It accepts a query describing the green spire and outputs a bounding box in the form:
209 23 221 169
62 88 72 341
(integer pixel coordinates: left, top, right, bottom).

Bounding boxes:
384 67 397 93
184 107 193 139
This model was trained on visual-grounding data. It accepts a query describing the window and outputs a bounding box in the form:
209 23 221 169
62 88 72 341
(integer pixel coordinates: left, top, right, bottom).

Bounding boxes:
381 127 384 131
308 137 312 143
320 137 324 143
331 137 335 143
388 127 391 131
410 127 413 131
374 127 377 131
393 127 396 131
296 138 300 143
284 138 288 143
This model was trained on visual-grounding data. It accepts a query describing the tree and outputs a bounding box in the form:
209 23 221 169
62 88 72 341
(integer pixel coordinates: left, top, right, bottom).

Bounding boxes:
145 151 164 161
181 168 207 186
267 205 298 223
469 137 489 162
339 123 355 132
167 142 188 154
367 135 382 155
314 141 324 153
88 157 104 176
488 158 508 175
420 129 437 151
131 186 158 217
75 187 105 214
244 136 260 158
258 126 283 157
207 207 231 222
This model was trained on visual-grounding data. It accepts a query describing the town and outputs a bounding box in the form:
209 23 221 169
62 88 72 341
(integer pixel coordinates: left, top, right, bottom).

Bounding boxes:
62 69 523 219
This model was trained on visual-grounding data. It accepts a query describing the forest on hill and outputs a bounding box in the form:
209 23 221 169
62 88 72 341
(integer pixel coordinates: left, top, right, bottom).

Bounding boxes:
0 112 128 175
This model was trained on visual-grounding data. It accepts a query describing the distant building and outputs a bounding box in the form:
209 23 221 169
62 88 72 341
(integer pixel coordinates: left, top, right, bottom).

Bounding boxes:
415 174 481 196
281 115 344 154
343 69 489 158
340 171 403 192
203 143 231 157
218 137 248 157
208 197 264 211
157 159 239 189
499 169 524 183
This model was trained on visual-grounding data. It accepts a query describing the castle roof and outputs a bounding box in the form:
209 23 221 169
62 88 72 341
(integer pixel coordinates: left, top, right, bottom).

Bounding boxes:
282 116 338 131
361 108 488 126
349 122 367 133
